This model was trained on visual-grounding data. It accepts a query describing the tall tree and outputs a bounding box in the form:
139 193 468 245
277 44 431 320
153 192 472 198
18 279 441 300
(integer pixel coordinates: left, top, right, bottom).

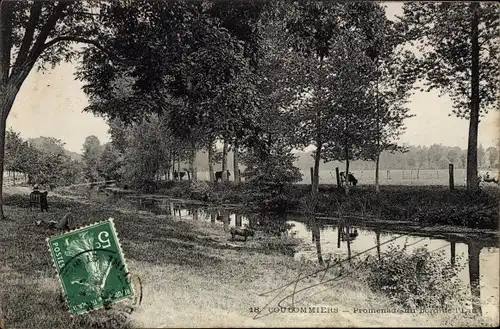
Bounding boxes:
81 135 102 182
400 2 500 191
0 0 122 218
353 3 416 193
98 143 122 181
285 1 346 197
319 29 376 195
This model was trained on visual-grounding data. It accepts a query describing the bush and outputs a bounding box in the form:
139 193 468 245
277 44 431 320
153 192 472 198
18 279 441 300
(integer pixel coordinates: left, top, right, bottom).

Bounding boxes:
361 245 467 309
241 145 302 213
189 180 210 200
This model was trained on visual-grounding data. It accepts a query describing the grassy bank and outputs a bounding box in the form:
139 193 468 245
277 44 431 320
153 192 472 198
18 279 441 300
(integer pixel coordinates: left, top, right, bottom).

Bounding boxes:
151 181 500 229
0 192 496 328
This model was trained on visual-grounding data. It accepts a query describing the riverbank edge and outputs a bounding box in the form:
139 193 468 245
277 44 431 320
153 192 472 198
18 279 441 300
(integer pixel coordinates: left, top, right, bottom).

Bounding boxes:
105 190 500 242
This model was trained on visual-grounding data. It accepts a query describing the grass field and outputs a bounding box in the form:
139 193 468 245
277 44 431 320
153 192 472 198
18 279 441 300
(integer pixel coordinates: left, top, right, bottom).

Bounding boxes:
297 169 500 186
167 169 499 186
0 188 496 328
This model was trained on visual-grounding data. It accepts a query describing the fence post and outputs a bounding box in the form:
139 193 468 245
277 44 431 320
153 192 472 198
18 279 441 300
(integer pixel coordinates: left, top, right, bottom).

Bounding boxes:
310 167 314 185
449 164 454 190
450 242 456 266
335 167 340 187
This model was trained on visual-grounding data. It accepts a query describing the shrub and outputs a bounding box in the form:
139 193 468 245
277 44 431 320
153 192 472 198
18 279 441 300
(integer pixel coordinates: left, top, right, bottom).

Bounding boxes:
189 180 210 200
241 145 302 213
361 245 467 309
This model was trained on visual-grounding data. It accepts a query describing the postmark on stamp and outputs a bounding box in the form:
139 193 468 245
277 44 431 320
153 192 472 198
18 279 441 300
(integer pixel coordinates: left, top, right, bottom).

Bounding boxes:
47 218 134 315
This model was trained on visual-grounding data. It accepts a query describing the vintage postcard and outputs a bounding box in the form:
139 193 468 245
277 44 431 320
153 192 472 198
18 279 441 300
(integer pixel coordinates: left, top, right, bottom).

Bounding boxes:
0 1 498 328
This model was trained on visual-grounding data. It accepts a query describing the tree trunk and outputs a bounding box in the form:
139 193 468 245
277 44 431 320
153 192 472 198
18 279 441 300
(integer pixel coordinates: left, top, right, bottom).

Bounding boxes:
190 146 197 182
0 115 7 219
233 139 240 183
312 141 322 196
375 152 380 193
311 55 324 199
344 147 350 195
376 228 381 261
375 60 381 194
467 2 480 192
221 140 228 182
312 219 324 266
468 241 482 315
208 140 215 182
177 156 181 180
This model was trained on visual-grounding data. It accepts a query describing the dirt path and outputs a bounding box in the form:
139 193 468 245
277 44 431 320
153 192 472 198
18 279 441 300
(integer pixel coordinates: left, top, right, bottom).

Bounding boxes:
126 260 429 328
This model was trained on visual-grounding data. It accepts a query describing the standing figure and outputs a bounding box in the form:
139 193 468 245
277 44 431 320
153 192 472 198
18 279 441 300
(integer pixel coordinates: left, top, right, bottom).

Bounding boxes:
339 172 346 186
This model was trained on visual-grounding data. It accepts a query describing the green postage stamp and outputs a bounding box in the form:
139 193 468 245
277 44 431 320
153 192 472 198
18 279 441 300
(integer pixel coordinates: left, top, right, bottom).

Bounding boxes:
47 218 134 315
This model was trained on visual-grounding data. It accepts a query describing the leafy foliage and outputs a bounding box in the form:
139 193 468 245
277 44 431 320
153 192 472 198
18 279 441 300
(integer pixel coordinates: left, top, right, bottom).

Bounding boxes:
242 143 302 213
4 129 83 187
399 2 499 118
362 245 467 309
82 135 103 182
98 143 123 181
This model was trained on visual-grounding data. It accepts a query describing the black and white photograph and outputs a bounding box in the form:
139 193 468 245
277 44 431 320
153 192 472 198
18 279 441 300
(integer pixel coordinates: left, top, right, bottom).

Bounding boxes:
0 0 499 328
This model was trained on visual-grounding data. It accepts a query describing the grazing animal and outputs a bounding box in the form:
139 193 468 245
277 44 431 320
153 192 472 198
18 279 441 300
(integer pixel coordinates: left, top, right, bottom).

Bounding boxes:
215 170 231 182
230 227 255 241
339 172 358 186
348 173 358 186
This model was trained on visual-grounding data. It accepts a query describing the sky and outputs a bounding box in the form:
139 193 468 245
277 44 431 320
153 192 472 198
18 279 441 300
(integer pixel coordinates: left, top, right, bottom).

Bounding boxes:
6 2 499 154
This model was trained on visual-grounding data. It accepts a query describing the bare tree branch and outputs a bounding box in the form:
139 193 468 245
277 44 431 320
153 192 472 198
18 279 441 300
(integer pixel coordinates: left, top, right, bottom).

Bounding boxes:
42 36 104 55
41 36 125 63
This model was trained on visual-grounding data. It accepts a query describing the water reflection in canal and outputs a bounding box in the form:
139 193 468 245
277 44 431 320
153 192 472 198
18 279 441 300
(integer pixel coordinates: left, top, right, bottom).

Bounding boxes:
98 193 499 319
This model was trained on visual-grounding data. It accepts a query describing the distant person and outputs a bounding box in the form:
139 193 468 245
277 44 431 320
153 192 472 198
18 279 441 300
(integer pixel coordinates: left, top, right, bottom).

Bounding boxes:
339 172 346 186
179 171 185 180
173 171 178 180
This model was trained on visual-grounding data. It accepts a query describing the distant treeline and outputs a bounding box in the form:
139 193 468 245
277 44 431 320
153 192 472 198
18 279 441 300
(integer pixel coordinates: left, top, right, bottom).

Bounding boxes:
183 143 499 172
292 144 498 171
4 129 84 187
